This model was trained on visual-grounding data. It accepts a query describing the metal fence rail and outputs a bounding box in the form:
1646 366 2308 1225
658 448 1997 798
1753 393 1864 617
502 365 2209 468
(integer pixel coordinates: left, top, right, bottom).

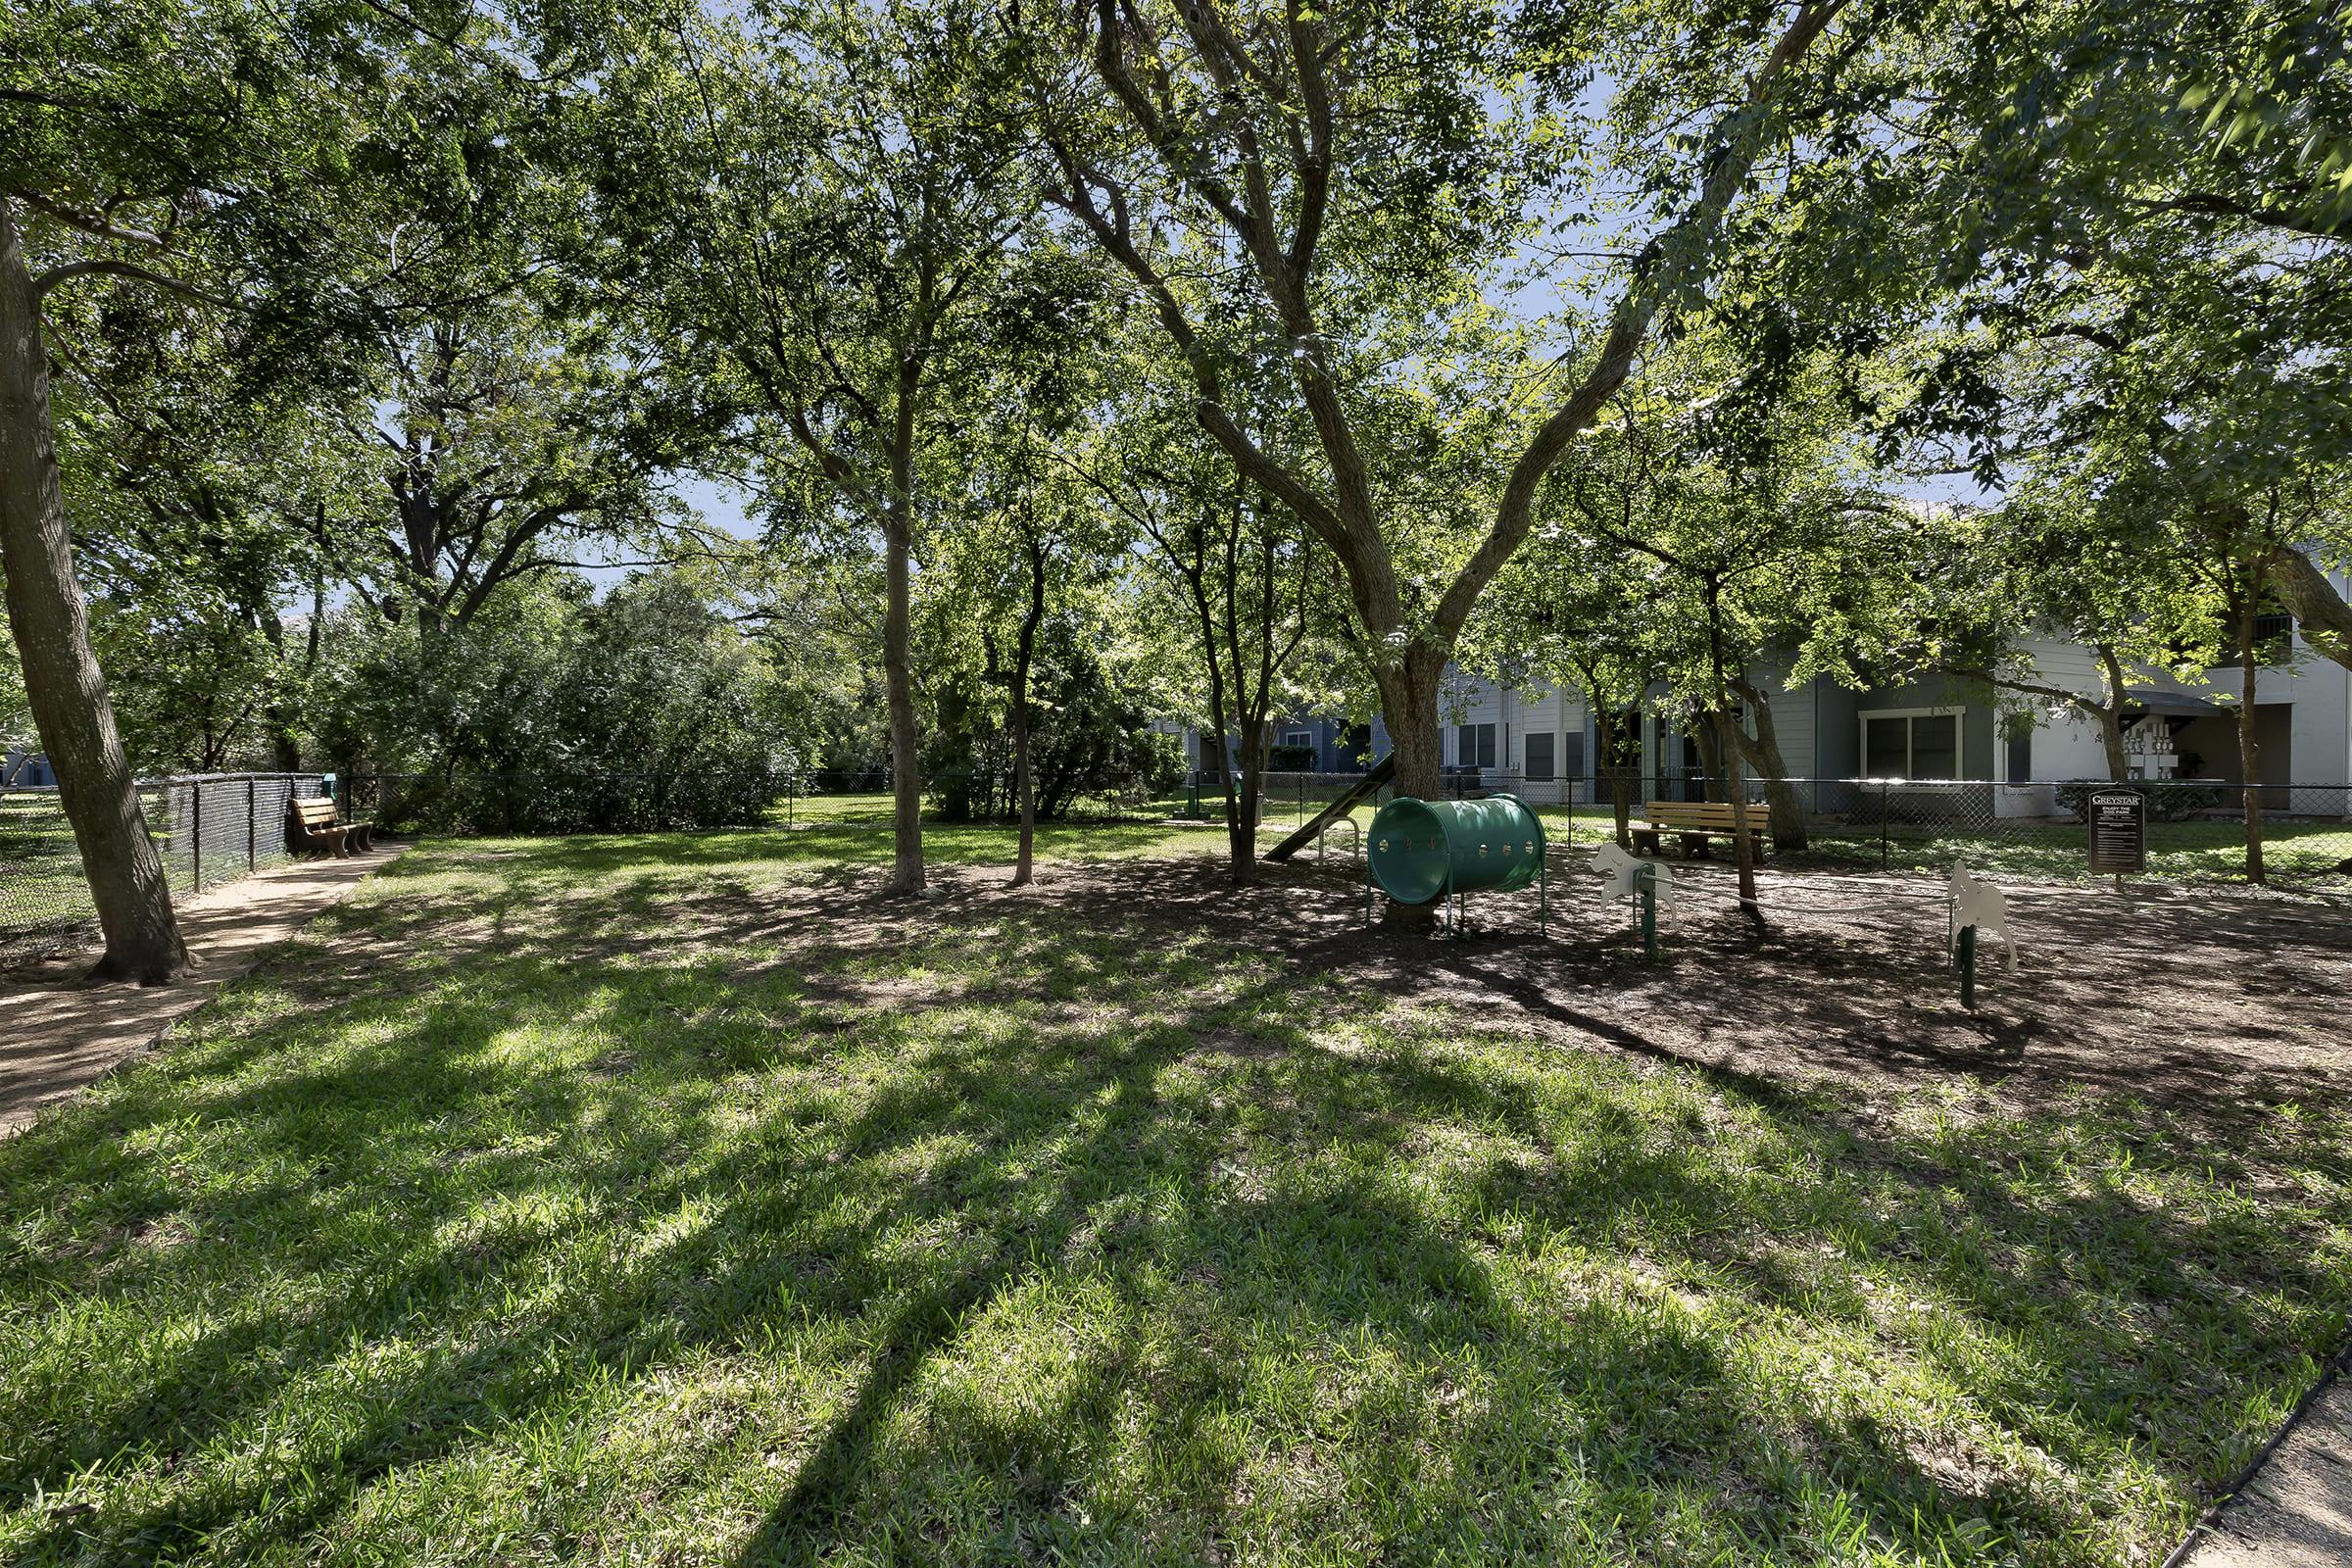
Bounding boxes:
1173 766 2352 888
0 772 327 962
10 760 2340 965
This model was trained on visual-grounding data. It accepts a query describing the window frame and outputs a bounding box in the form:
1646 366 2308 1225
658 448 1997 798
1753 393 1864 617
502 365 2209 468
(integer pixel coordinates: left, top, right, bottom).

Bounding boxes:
1857 706 1966 782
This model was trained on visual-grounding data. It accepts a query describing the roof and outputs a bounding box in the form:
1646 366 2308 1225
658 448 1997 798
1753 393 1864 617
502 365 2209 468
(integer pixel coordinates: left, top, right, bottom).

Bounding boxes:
2122 688 2225 717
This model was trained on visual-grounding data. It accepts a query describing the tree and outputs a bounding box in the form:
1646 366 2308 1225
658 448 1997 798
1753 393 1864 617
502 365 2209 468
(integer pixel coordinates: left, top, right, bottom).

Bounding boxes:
1064 361 1315 885
1474 547 1664 849
313 566 792 831
1802 3 2352 660
584 0 1044 898
2 0 563 976
0 0 346 980
924 370 1127 884
45 281 357 771
1018 0 1867 911
1905 486 2213 784
1534 346 1909 918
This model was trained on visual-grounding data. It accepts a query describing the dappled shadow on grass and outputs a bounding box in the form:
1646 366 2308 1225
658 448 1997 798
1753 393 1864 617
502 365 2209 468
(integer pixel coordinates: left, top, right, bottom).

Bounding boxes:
0 829 2344 1563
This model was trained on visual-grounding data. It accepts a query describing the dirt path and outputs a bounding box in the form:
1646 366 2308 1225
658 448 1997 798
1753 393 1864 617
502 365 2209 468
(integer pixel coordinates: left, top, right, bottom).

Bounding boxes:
2178 1380 2352 1566
0 846 405 1137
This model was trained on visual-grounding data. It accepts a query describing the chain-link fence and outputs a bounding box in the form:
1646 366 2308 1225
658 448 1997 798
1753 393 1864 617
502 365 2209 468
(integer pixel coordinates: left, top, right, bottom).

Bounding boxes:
328 767 1180 835
0 772 331 962
785 767 1179 826
1733 777 2352 886
1174 766 2352 889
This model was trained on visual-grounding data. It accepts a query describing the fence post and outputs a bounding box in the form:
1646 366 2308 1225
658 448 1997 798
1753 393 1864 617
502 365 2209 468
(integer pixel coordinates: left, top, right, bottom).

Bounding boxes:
1879 780 1890 872
189 779 202 893
246 776 257 873
1639 863 1658 959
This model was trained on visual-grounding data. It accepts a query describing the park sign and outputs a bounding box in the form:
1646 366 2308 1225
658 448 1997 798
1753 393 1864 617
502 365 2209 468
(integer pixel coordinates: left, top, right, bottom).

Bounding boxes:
2087 789 2147 875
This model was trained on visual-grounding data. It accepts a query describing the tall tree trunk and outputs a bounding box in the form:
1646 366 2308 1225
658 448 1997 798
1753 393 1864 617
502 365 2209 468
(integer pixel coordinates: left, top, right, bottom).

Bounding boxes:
1590 705 1633 849
1217 513 1264 890
1690 709 1725 801
1730 678 1808 851
1713 705 1765 930
1009 541 1045 888
1610 710 1639 846
1702 589 1762 929
1233 712 1264 885
1198 637 1248 882
0 198 188 981
2091 645 2132 780
2237 584 2266 884
879 354 924 896
882 510 922 895
1374 648 1446 931
2091 705 2130 781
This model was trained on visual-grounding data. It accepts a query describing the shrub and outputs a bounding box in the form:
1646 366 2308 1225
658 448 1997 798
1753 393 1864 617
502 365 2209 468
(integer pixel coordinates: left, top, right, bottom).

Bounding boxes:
2052 779 2230 822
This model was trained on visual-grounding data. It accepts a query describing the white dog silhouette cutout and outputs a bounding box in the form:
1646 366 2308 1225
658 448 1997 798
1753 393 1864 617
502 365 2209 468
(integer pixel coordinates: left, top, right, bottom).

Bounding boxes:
1948 861 2016 969
1592 840 1673 909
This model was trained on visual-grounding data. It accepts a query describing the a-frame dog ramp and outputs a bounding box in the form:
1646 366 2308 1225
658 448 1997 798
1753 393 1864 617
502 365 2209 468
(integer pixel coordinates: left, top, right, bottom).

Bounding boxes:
1262 752 1396 862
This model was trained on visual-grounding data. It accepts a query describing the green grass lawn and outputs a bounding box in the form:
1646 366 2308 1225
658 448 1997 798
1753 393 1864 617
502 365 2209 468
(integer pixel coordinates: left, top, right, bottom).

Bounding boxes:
2 813 2346 1565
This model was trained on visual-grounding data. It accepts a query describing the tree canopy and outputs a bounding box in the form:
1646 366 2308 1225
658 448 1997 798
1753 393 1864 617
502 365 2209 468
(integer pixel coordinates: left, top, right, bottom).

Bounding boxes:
9 0 2352 967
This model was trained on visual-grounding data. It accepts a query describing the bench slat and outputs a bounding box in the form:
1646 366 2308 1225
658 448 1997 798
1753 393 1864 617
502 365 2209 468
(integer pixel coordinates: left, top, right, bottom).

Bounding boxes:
1641 802 1750 828
1632 800 1765 858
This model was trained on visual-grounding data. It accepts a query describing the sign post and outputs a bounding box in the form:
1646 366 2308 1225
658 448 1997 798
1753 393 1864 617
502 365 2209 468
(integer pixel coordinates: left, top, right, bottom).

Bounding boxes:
2087 788 2147 888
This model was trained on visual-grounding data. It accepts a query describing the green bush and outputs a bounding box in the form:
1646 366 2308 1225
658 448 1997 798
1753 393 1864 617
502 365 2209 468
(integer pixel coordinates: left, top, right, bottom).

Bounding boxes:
923 621 1183 820
318 575 794 832
2053 779 2230 823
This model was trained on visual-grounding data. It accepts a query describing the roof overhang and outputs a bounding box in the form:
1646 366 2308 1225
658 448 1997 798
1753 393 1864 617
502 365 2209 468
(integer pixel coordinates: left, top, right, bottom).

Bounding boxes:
2122 688 2225 717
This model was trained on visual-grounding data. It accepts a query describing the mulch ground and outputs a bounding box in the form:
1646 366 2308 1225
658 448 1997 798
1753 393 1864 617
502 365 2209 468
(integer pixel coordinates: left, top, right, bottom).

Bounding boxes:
823 851 2352 1121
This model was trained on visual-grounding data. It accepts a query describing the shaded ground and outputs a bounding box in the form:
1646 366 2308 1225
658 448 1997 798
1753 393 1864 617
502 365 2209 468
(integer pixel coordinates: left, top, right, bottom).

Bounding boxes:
0 847 406 1137
0 819 2345 1567
703 833 2352 1114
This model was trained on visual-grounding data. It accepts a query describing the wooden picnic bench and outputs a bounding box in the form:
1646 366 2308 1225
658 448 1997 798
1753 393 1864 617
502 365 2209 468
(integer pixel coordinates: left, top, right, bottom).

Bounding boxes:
289 795 374 857
1630 800 1766 860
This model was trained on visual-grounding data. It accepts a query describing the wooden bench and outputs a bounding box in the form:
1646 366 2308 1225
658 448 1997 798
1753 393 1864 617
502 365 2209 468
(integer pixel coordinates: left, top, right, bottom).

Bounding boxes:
1630 800 1765 859
289 796 373 857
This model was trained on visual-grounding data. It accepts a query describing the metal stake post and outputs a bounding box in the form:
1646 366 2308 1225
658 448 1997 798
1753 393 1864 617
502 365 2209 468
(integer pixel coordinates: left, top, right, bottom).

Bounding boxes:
1639 864 1658 959
1958 924 1978 1009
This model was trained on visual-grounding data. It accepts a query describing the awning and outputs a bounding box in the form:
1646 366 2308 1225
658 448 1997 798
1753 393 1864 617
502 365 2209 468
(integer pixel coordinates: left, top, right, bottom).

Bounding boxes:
2122 688 2225 717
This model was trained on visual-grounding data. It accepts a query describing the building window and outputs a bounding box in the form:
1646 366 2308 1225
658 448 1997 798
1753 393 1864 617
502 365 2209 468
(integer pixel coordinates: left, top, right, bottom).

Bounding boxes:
1860 710 1962 780
2005 731 2032 784
1281 730 1312 751
1456 722 1496 768
1526 732 1554 781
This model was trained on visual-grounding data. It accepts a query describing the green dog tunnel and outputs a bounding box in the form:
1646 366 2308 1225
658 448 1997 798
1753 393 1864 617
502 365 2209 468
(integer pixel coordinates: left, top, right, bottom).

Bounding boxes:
1365 794 1548 932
